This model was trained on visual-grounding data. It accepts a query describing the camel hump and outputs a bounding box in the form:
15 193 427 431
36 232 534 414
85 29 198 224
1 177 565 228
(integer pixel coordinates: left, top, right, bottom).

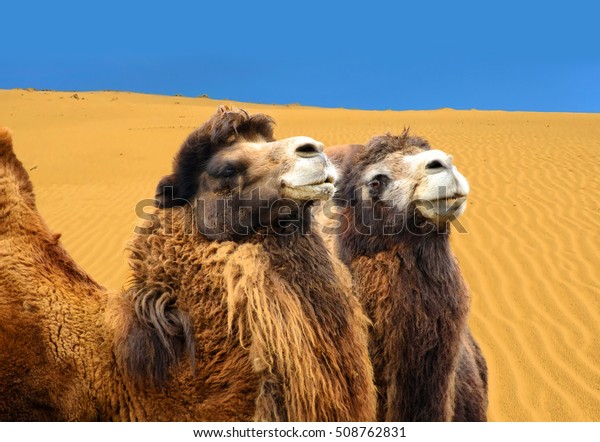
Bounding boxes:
0 128 35 209
0 128 13 155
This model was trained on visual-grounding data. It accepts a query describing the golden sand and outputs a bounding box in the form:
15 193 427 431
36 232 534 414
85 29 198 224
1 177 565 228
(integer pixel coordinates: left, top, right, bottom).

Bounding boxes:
1 89 599 421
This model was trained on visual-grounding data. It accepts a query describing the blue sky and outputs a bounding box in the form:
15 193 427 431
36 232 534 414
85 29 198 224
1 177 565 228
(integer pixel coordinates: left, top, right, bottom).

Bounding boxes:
2 1 599 112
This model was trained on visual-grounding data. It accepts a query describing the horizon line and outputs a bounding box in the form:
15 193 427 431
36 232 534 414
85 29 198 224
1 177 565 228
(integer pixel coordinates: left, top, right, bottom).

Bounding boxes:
3 87 598 116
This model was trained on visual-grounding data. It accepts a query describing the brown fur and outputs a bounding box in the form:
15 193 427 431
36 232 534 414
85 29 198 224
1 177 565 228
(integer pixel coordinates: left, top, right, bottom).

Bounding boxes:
322 135 488 421
0 110 376 421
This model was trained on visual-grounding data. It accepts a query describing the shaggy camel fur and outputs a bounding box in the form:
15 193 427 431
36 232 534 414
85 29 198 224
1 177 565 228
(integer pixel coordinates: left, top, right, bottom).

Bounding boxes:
318 131 488 421
0 107 376 421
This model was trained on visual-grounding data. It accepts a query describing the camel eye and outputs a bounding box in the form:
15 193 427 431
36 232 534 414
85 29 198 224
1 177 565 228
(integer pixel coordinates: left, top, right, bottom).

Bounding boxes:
220 166 237 178
368 174 388 191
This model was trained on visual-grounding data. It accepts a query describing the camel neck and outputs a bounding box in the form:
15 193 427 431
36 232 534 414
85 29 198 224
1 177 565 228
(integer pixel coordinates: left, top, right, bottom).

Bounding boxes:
120 212 376 421
350 230 469 421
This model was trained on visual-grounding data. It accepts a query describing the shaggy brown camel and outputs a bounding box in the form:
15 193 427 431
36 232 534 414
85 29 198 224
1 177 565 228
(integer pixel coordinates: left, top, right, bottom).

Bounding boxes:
0 107 376 421
318 131 488 421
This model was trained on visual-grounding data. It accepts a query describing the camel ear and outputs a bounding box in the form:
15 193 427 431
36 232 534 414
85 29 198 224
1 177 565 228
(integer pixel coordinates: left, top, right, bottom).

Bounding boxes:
155 174 189 208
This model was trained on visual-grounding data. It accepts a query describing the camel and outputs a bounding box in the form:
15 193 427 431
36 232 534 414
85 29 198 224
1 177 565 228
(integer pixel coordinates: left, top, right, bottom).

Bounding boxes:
318 131 488 421
0 106 376 421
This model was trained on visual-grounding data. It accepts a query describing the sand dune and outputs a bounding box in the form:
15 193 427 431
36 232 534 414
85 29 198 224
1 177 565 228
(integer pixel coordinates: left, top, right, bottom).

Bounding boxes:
1 89 599 421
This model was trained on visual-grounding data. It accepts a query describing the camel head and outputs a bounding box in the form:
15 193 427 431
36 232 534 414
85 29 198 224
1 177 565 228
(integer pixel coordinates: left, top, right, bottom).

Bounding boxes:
155 105 336 240
333 130 469 238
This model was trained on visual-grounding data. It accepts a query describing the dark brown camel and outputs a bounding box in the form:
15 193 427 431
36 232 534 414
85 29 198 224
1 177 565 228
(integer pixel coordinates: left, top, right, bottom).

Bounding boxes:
319 131 488 421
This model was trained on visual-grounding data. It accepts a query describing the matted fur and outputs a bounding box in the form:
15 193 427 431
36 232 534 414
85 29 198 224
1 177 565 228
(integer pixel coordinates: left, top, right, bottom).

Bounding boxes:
223 237 374 421
323 133 488 421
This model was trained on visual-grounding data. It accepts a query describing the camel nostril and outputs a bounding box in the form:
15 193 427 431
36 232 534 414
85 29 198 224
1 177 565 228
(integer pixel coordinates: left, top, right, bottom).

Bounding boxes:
295 143 321 158
425 159 445 169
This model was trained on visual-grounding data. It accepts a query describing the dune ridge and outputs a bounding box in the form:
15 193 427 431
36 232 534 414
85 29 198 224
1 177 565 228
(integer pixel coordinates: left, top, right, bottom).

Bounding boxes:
1 89 599 421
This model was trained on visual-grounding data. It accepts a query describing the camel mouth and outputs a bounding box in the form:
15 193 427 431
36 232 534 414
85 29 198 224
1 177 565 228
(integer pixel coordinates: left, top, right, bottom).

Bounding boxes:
281 177 336 201
414 194 468 222
283 174 335 186
429 195 467 207
281 172 336 200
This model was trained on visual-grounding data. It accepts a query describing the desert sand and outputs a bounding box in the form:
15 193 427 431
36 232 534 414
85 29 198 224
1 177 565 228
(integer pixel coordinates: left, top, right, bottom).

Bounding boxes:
1 89 599 421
